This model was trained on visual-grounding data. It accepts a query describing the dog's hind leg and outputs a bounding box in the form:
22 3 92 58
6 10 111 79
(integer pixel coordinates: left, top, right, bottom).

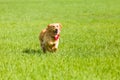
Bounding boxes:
41 43 46 53
42 46 46 53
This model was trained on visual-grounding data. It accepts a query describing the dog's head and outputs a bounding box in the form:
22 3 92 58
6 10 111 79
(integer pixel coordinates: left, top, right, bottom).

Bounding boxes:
47 23 62 35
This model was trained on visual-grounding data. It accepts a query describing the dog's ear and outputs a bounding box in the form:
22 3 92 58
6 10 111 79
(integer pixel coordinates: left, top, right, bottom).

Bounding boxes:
47 24 51 27
58 23 62 28
47 24 51 30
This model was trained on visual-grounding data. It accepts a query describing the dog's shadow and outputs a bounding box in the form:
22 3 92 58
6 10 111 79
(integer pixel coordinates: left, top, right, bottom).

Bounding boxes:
22 48 43 55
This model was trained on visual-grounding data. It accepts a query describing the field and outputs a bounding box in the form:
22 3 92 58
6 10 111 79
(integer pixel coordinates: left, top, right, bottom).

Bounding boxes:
0 0 120 80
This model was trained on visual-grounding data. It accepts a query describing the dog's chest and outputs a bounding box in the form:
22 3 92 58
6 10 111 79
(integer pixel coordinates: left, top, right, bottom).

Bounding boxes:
43 35 59 49
49 39 59 48
49 40 58 46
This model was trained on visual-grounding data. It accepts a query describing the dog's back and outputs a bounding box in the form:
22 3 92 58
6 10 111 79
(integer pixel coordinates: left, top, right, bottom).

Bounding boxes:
39 29 46 42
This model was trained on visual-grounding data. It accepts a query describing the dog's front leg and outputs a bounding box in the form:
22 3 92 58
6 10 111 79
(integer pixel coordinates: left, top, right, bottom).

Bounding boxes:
55 40 59 49
52 42 59 52
48 41 56 52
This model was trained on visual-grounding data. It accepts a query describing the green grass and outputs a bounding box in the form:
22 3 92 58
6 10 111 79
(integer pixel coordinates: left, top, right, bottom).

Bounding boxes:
0 0 120 80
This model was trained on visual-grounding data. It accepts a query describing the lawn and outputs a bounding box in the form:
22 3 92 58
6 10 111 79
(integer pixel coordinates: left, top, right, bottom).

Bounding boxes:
0 0 120 80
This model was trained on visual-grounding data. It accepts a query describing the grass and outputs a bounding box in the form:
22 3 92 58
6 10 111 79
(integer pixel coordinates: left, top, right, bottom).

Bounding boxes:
0 0 120 80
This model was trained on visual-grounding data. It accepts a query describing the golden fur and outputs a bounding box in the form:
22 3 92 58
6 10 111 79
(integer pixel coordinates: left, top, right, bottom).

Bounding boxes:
39 23 62 53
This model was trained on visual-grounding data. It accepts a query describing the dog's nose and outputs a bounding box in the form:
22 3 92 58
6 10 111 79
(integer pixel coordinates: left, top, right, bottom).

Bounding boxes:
54 29 58 33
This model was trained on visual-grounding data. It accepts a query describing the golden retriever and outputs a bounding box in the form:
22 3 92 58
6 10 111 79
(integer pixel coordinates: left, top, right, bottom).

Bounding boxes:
39 23 62 53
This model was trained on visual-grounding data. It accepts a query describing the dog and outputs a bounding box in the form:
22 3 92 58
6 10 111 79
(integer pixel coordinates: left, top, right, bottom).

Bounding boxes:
39 23 62 53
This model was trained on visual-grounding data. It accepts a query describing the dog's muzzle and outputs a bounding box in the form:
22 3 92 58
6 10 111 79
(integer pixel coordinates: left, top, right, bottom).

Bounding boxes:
54 29 58 34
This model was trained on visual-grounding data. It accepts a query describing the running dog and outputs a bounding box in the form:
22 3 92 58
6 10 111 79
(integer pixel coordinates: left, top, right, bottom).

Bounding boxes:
39 23 62 53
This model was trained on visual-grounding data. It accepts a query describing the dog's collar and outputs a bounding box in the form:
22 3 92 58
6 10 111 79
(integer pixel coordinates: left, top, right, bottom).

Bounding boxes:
54 34 60 40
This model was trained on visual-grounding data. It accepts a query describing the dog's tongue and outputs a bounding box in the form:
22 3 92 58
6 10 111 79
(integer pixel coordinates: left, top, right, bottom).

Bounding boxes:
54 34 60 40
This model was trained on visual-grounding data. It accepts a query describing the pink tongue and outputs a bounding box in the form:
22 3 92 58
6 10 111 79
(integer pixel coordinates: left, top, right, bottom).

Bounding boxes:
55 35 59 40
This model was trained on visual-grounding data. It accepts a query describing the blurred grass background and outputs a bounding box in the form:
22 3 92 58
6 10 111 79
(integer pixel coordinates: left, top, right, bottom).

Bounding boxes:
0 0 120 80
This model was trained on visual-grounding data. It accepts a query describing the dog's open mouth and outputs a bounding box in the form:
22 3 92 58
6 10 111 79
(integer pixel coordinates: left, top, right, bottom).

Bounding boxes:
54 29 58 34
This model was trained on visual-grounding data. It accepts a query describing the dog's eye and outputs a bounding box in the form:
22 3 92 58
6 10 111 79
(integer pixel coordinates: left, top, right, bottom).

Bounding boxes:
53 26 55 27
